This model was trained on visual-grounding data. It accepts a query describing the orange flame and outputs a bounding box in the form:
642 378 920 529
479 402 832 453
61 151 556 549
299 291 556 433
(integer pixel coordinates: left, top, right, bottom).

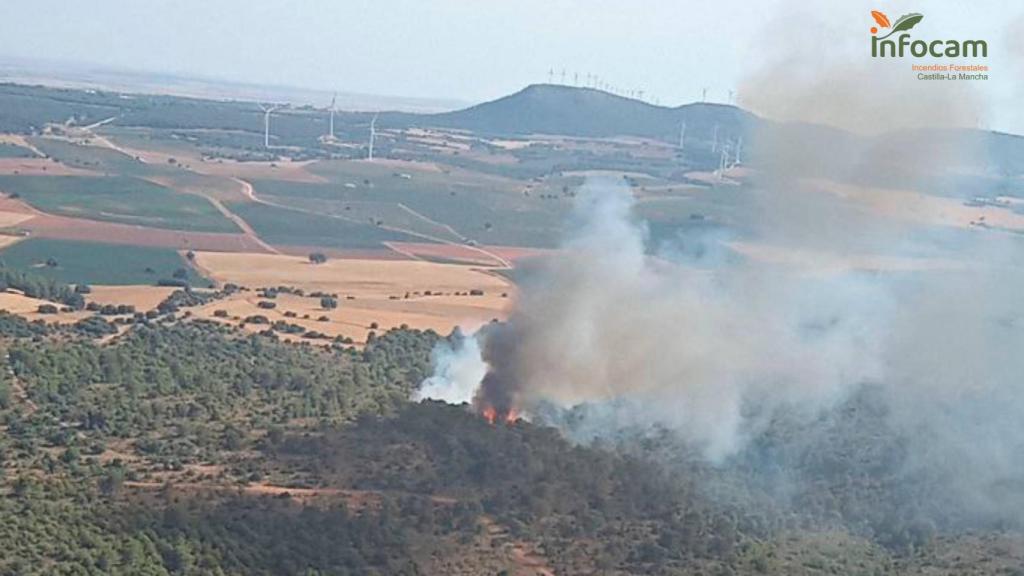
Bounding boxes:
480 405 517 425
482 406 497 425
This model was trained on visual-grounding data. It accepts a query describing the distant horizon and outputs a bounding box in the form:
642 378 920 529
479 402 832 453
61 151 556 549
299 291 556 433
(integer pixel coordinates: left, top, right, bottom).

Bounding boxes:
0 54 471 114
2 1 1020 133
6 57 1024 142
0 53 744 114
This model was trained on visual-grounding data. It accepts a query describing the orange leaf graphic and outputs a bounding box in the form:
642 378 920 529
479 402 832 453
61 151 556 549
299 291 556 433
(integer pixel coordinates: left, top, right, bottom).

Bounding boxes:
871 10 891 28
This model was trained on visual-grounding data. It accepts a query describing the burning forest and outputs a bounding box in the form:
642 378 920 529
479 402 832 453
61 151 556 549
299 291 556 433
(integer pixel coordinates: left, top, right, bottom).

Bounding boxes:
416 13 1024 543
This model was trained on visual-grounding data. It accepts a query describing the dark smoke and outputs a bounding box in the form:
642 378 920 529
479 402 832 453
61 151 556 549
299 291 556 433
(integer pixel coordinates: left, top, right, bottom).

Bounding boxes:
474 322 520 417
416 1 1024 532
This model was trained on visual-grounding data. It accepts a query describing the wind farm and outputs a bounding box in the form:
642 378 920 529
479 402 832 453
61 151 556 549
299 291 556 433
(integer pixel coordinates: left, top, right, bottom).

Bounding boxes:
0 3 1021 573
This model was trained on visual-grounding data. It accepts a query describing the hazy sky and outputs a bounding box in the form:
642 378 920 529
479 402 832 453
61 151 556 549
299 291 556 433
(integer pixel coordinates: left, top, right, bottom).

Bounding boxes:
1 0 1021 131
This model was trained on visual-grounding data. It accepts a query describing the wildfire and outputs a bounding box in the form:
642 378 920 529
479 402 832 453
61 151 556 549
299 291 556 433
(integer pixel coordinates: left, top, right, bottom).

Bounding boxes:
481 405 518 425
482 406 497 425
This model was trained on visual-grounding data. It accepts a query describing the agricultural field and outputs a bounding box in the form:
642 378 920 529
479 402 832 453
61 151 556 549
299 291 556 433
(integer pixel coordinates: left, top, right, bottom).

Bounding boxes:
0 157 95 176
386 241 536 266
0 290 76 316
27 137 150 176
0 174 239 233
97 125 270 164
32 135 253 201
0 142 36 158
0 66 1021 576
0 238 210 286
85 285 178 311
255 162 571 248
248 177 467 243
225 200 422 250
192 251 513 342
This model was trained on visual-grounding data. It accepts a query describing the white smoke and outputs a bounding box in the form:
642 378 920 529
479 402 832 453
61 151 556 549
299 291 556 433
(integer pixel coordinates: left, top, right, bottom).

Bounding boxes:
414 0 1024 527
418 176 898 460
413 330 486 404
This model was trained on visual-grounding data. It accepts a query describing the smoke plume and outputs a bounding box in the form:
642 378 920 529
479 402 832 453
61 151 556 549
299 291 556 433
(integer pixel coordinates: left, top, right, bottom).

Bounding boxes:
416 2 1024 527
412 328 487 405
469 178 903 460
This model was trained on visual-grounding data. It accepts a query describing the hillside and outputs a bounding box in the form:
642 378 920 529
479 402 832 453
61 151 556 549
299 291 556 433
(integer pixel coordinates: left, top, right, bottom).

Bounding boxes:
1 318 1023 575
390 84 755 143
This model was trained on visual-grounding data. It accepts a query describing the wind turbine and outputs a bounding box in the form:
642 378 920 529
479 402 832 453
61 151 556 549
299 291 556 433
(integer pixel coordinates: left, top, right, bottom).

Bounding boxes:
259 103 279 149
367 112 379 161
328 93 337 140
678 121 687 152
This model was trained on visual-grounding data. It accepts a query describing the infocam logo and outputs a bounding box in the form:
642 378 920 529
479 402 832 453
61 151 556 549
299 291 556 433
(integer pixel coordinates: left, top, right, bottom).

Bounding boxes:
870 11 987 58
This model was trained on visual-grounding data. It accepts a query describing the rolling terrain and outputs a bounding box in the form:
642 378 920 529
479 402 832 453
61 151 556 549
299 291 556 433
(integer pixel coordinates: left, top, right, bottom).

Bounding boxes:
0 80 1019 333
0 80 1021 575
0 81 1019 341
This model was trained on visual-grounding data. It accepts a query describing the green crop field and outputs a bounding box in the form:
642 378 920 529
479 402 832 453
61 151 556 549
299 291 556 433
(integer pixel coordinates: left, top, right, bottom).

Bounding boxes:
99 125 267 157
27 138 150 176
0 238 210 286
26 137 243 199
251 178 467 243
0 174 239 233
255 165 570 247
225 200 424 249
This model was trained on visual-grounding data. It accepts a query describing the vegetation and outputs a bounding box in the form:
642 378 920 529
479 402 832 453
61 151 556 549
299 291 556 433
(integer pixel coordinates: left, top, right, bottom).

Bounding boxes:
0 317 1016 574
255 171 567 248
0 81 1022 575
0 266 85 308
0 239 211 286
0 83 123 134
225 201 421 249
0 175 239 233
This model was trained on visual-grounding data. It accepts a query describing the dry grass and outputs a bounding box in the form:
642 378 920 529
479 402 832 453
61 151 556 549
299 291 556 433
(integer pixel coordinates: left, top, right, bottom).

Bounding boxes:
87 286 178 311
0 291 91 322
0 210 35 228
194 251 510 296
192 251 514 343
